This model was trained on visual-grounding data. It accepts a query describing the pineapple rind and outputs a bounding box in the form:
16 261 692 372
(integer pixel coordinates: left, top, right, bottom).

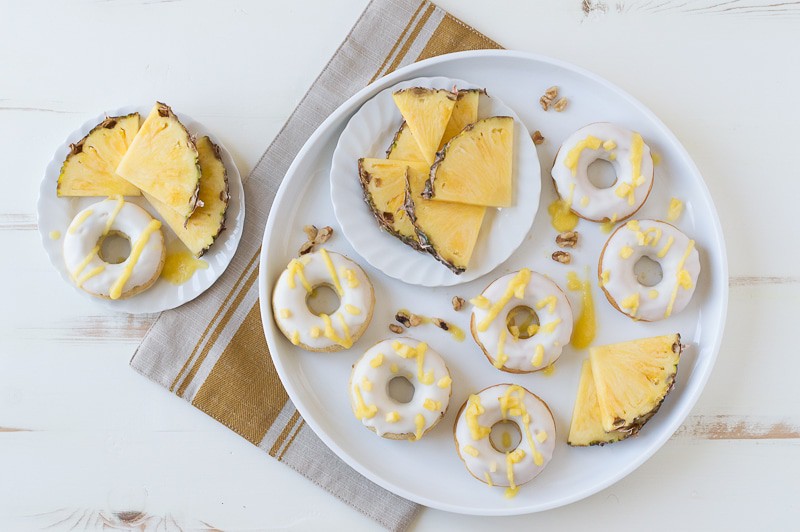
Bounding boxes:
590 334 682 434
386 122 425 162
392 88 456 165
57 113 142 197
438 89 483 150
568 360 629 446
116 102 201 219
424 116 514 208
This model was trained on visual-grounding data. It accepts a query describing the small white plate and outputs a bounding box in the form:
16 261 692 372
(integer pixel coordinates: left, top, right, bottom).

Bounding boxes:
37 105 245 314
330 76 541 287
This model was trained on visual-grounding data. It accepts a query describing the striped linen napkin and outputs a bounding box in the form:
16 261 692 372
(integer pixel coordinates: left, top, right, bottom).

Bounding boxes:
130 0 500 529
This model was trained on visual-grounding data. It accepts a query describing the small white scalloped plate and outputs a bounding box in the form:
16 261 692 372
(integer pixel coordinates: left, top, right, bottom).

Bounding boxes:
37 105 245 314
330 76 541 286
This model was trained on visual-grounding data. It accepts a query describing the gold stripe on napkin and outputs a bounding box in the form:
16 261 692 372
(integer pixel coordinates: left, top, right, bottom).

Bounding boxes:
130 0 500 529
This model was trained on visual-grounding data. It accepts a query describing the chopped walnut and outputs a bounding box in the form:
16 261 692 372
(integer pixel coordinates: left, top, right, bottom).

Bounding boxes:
556 231 578 248
544 86 559 100
552 250 572 264
313 226 333 245
395 311 411 328
554 97 568 112
532 130 545 145
389 324 403 334
539 95 551 111
451 296 466 311
408 313 422 327
298 241 314 255
303 225 318 241
432 318 449 331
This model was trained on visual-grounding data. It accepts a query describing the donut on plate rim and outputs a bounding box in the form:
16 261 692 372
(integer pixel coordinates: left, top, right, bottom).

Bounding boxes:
599 219 701 321
470 269 573 373
551 122 654 223
349 337 452 440
62 196 165 300
453 384 556 497
272 248 374 351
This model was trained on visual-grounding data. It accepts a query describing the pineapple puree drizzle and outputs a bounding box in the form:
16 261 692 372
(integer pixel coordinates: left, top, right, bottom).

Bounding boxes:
319 248 344 297
499 385 545 498
109 219 161 300
49 230 61 240
397 308 465 342
392 340 434 385
161 249 208 285
547 184 579 232
665 240 696 318
68 209 94 234
667 197 684 222
613 133 645 206
566 269 597 349
476 269 531 332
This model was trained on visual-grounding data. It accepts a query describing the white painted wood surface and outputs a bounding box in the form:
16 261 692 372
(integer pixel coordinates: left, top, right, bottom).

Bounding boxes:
2 0 799 529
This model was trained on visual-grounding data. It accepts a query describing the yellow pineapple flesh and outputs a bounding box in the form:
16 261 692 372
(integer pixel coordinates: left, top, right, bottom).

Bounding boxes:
568 360 629 446
144 136 228 257
116 102 201 219
392 88 456 165
439 89 481 149
57 114 141 196
358 158 420 249
590 334 682 434
386 122 425 162
425 116 514 208
404 161 486 273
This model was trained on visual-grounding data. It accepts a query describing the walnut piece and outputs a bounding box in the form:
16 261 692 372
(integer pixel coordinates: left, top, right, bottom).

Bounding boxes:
395 311 411 328
408 313 422 327
313 226 333 245
544 86 559 100
432 318 449 331
552 250 572 264
556 231 578 248
532 130 545 145
298 241 314 255
303 225 318 241
451 296 465 311
539 96 551 111
389 324 403 334
554 97 568 112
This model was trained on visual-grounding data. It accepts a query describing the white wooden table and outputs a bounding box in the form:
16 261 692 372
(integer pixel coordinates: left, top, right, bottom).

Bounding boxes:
2 1 798 529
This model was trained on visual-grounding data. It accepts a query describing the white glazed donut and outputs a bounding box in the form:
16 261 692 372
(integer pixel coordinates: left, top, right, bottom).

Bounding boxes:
349 338 452 440
551 123 654 223
470 269 573 373
454 384 556 497
63 197 165 300
599 219 701 321
272 249 374 351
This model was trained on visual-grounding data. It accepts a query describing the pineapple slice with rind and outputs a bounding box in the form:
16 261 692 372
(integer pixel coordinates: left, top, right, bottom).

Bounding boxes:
392 88 456 165
386 122 425 162
425 116 514 208
439 89 482 149
568 360 629 446
590 334 682 434
116 102 201 219
403 161 486 274
358 158 421 249
57 113 141 196
144 136 228 257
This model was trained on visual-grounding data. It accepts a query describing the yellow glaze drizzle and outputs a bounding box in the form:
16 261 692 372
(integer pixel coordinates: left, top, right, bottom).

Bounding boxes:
310 327 321 338
390 363 398 374
649 289 659 299
437 375 452 389
477 269 531 332
566 270 596 349
470 295 490 309
72 245 101 279
103 195 125 236
361 376 372 391
665 240 696 318
465 394 491 440
536 430 548 443
423 398 441 411
652 151 661 165
280 309 292 319
352 385 377 420
542 364 556 376
76 265 104 287
600 270 610 287
547 186 579 232
290 331 300 345
580 195 590 207
619 245 634 259
541 318 561 333
320 312 353 349
344 304 361 315
392 341 434 384
287 259 313 293
657 235 675 258
49 230 61 240
499 386 544 466
602 139 617 151
109 219 161 300
667 197 684 222
161 250 208 285
68 209 93 234
484 472 493 487
564 135 602 175
621 292 641 317
343 268 360 288
493 329 509 369
462 445 479 457
600 213 618 234
370 353 384 368
413 414 425 441
319 248 344 297
536 295 557 314
385 411 400 423
501 431 512 450
531 344 544 367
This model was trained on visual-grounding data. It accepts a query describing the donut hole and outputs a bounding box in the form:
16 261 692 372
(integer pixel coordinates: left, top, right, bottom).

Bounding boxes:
387 376 415 404
634 256 664 287
489 420 522 453
306 284 340 316
586 159 617 189
98 231 131 264
506 306 540 339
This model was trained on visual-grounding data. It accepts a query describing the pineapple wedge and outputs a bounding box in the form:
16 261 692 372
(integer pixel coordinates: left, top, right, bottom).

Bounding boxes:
116 102 201 219
358 158 421 249
568 360 629 446
425 116 514 208
57 114 141 196
439 89 482 149
590 334 682 434
144 136 229 257
386 122 425 162
392 88 456 165
404 161 486 274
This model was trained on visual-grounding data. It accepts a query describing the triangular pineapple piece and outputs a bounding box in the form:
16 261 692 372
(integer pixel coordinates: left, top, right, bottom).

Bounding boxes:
425 116 514 208
144 136 229 257
439 89 482 149
568 360 629 446
358 158 420 249
392 88 456 165
57 114 141 196
404 162 486 274
590 334 682 434
116 102 201 219
386 122 425 162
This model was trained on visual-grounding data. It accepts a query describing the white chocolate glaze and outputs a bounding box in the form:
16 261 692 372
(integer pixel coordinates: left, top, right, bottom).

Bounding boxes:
551 123 654 222
599 219 700 321
454 384 556 494
471 269 573 372
349 338 451 439
62 197 165 299
272 249 374 351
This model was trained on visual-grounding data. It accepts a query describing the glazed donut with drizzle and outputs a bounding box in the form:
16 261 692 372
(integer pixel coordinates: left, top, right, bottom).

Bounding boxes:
551 123 654 223
349 338 452 440
470 269 573 373
272 249 374 351
599 219 700 321
62 196 165 300
454 384 556 498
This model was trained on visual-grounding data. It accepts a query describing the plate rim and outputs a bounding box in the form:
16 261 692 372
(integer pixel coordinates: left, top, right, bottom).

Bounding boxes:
258 49 729 515
36 104 246 314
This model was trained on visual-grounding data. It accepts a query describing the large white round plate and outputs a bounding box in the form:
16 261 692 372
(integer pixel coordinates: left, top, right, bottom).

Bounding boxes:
259 50 728 515
330 76 541 286
37 105 245 314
